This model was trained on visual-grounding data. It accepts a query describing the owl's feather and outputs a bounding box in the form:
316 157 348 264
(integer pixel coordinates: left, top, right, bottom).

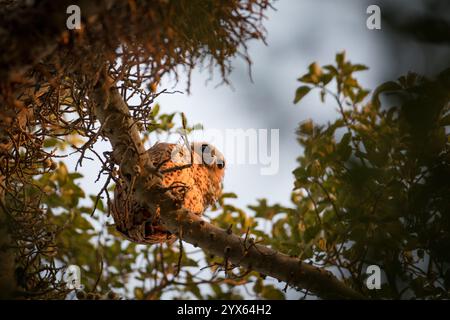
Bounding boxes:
147 142 225 214
111 142 225 244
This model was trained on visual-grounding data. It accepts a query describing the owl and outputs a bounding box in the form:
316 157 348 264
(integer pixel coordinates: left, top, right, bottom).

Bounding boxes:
111 142 225 244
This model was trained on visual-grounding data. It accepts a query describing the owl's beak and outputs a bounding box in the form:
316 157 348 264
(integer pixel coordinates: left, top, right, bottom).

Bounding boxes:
216 158 225 169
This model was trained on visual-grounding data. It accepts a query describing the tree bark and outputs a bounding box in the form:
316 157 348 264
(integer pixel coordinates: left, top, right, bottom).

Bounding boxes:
91 74 365 300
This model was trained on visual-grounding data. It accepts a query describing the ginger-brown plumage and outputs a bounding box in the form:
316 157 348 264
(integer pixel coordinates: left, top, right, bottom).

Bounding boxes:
111 142 225 244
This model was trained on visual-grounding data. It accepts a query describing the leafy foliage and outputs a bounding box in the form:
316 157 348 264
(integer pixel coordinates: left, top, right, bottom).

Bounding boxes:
255 52 450 298
4 50 450 300
1 1 449 300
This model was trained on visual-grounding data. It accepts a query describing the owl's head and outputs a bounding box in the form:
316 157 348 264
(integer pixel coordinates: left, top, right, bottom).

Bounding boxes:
191 142 225 199
191 142 225 171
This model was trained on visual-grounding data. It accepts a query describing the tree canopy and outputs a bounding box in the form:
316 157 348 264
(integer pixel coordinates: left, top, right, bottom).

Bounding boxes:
0 0 449 300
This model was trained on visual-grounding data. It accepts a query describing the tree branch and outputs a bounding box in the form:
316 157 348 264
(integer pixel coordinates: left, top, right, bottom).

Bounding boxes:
91 74 365 300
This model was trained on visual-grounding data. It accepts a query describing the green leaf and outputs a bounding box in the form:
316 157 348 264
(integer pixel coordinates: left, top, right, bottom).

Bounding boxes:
134 287 144 300
323 65 338 75
336 51 346 67
355 89 370 103
150 103 160 117
308 62 322 76
43 138 58 148
261 285 284 300
187 273 202 299
371 81 402 108
353 64 369 72
180 112 188 130
293 86 311 104
298 119 314 135
297 74 318 85
56 162 69 185
253 279 263 294
221 192 238 199
320 73 334 85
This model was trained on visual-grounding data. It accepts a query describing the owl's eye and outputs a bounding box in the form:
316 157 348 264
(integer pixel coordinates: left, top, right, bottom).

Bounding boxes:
217 161 225 169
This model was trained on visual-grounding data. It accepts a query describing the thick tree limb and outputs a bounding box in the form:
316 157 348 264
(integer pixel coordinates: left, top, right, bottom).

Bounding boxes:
92 75 365 300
